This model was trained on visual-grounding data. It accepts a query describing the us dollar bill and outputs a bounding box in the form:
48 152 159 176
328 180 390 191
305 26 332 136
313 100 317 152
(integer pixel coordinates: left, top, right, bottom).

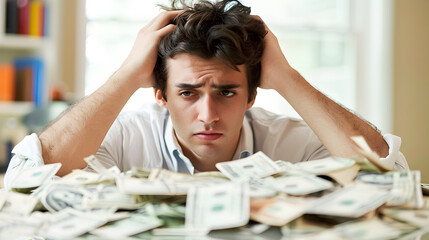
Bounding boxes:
334 218 401 240
10 163 61 190
39 208 107 239
39 183 90 212
295 157 355 175
83 184 142 210
0 191 39 216
90 210 162 238
216 151 280 180
250 195 307 226
388 171 424 208
116 176 187 195
269 174 334 196
307 183 391 218
185 181 249 230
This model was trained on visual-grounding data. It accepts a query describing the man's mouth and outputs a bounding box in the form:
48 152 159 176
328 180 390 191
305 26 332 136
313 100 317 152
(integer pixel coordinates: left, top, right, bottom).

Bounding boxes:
194 131 223 141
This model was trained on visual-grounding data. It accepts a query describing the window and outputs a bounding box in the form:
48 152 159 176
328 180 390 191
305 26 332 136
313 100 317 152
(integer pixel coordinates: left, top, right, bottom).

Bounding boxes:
85 0 393 132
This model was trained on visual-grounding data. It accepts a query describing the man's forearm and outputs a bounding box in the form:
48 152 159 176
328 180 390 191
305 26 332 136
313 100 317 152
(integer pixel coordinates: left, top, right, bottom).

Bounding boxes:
274 67 389 158
39 71 139 176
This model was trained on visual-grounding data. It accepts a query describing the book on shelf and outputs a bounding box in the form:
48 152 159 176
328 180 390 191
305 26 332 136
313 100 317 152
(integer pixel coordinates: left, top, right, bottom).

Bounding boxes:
0 57 45 107
0 64 15 101
5 0 18 34
14 65 33 101
13 57 45 107
29 0 44 36
5 0 47 37
18 0 29 35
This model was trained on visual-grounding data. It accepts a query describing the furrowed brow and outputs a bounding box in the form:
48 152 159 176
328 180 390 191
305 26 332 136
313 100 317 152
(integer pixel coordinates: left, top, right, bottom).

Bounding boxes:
212 84 241 90
175 83 205 89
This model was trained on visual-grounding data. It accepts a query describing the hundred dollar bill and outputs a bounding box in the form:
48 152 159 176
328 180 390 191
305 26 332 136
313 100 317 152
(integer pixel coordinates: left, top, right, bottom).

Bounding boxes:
84 155 108 173
193 171 228 179
250 196 307 226
60 169 104 185
148 169 228 193
269 174 334 196
10 163 61 190
116 176 187 195
150 203 186 228
215 151 280 180
248 177 278 198
388 171 424 208
0 191 39 216
275 160 297 172
0 213 43 239
131 166 152 179
281 215 337 237
381 214 420 236
356 172 394 186
40 183 90 212
307 183 391 218
334 218 401 240
186 181 249 230
382 208 429 229
40 208 107 240
274 160 308 177
295 157 355 175
151 226 210 236
90 210 162 238
149 168 195 182
83 184 142 209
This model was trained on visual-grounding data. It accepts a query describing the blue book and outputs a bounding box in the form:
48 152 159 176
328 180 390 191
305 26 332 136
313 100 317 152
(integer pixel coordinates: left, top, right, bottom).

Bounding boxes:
13 57 45 107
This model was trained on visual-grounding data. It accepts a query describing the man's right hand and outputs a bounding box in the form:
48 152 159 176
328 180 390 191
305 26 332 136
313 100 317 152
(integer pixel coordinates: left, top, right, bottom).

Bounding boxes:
116 11 180 89
39 11 181 176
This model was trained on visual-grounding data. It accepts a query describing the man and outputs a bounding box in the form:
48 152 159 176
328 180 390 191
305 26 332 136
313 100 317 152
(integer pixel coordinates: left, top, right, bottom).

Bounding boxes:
4 0 408 189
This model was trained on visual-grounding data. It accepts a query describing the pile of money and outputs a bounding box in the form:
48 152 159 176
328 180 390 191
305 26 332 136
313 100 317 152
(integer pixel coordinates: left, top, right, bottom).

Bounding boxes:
1 147 428 239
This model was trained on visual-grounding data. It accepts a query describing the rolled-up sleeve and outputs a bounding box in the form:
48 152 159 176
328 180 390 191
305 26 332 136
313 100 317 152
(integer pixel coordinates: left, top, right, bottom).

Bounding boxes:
379 133 409 170
4 133 44 190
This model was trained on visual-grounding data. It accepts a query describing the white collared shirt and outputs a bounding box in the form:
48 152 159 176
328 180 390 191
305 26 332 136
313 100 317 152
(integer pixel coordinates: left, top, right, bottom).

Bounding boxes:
4 103 408 189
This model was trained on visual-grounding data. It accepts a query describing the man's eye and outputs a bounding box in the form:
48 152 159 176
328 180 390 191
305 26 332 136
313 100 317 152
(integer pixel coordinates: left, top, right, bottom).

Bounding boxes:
180 91 194 97
221 90 235 97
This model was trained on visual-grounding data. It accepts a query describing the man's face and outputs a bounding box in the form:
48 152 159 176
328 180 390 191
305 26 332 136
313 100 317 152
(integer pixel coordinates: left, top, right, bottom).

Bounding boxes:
156 53 254 165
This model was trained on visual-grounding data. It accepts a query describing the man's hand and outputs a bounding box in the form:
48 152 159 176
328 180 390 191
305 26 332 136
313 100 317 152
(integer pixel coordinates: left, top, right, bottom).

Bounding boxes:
255 16 389 159
253 16 293 91
39 11 181 176
116 11 181 89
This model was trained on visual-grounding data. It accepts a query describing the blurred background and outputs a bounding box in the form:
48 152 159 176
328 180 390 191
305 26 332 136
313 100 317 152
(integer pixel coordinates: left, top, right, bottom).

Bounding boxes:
0 0 428 182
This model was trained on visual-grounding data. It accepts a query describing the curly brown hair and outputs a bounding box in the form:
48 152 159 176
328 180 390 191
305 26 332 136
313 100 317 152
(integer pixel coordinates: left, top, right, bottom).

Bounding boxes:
153 0 267 102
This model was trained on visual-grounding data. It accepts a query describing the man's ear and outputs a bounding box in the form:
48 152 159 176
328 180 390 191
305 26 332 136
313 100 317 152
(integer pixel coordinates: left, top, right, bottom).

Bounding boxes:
154 89 167 108
247 91 256 110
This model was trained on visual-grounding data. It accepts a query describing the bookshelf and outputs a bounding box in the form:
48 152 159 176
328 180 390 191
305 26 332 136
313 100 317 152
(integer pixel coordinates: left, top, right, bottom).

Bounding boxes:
0 35 44 49
0 0 64 171
0 0 60 106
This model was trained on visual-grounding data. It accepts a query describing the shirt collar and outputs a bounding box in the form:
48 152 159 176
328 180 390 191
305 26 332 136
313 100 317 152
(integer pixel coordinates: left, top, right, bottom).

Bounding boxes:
232 115 254 160
164 115 254 173
165 117 195 174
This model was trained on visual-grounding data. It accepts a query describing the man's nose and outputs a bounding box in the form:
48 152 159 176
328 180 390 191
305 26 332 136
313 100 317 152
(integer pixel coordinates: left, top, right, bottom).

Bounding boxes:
197 95 219 124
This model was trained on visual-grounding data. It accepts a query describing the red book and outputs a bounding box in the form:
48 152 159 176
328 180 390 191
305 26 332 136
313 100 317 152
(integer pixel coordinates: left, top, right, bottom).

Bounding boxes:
0 64 15 101
40 1 45 36
18 0 30 35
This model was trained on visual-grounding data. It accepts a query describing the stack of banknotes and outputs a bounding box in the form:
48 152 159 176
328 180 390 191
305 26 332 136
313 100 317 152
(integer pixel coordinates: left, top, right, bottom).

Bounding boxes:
1 138 428 239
